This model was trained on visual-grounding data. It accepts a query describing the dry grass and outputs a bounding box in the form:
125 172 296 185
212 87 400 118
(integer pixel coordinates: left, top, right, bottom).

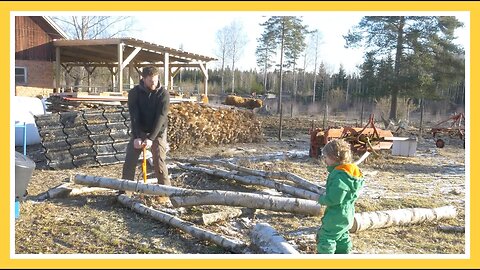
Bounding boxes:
15 115 466 255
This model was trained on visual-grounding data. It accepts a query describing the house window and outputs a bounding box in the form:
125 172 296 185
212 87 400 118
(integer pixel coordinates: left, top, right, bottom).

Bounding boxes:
15 67 27 84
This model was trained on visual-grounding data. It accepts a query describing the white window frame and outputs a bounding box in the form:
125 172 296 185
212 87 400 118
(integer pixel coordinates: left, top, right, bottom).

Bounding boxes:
15 66 27 85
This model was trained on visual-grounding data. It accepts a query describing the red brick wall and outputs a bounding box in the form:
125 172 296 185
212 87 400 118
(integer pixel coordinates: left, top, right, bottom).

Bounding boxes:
15 59 54 89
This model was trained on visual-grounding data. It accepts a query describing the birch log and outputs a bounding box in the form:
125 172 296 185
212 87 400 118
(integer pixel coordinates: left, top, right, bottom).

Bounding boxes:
177 163 320 200
74 174 323 216
176 158 324 195
202 208 255 225
117 194 247 253
250 222 300 254
169 192 321 216
350 206 457 233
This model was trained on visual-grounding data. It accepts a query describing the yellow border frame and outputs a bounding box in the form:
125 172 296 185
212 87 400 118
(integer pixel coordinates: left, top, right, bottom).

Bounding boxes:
2 1 478 269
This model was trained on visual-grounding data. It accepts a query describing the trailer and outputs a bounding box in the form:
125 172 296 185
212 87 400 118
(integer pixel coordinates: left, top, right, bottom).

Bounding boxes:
430 113 465 148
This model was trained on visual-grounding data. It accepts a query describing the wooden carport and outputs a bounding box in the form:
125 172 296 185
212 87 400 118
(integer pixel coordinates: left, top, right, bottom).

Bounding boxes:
53 37 216 95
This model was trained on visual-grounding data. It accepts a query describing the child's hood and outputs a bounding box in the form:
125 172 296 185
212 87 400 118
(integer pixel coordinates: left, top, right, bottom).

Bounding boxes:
334 163 363 178
329 163 364 193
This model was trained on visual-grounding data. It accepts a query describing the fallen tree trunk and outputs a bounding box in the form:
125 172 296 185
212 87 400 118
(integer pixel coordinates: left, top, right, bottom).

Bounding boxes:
74 174 191 196
250 222 300 254
117 194 246 253
74 174 323 216
177 163 320 200
176 158 324 194
202 208 255 225
350 206 457 233
169 192 321 216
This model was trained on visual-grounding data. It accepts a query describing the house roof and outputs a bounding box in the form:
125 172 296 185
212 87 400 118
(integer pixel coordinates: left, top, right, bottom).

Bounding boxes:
30 16 69 40
53 37 217 66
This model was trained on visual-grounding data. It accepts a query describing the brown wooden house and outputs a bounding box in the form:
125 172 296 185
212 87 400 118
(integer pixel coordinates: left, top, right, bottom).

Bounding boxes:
15 16 68 97
15 16 216 98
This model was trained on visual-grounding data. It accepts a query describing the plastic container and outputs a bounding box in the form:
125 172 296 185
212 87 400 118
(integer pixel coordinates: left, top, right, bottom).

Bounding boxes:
15 200 20 219
15 151 36 201
391 137 418 157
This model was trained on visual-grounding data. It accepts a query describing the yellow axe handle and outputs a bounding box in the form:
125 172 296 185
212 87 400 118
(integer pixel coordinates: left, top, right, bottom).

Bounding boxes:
142 146 147 183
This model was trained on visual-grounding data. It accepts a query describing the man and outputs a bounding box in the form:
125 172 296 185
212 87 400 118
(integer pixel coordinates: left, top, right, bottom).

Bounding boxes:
122 66 171 186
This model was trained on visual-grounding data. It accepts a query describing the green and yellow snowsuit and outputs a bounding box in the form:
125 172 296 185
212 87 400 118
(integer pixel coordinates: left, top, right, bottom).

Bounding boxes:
317 163 364 254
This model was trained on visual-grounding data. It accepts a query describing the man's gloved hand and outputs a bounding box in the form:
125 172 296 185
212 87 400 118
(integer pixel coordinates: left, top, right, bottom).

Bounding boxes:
143 138 153 149
133 138 144 149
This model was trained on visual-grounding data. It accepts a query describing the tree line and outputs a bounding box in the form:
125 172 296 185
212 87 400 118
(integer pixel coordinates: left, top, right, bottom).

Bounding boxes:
51 15 465 126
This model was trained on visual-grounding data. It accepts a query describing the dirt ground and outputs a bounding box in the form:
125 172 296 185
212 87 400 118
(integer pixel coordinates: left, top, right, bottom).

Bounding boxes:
14 114 466 255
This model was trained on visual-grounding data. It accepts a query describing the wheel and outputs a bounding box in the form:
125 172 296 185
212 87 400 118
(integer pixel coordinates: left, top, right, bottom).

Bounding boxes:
436 139 445 148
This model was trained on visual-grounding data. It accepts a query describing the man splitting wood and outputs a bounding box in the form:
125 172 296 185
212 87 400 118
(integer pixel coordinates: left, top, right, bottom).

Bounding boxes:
120 66 171 197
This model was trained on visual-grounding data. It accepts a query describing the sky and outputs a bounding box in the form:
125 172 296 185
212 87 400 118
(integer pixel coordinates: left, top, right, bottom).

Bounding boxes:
132 11 470 75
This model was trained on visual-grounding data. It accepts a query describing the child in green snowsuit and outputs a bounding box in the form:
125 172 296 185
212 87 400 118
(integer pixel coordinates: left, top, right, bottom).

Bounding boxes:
317 139 364 254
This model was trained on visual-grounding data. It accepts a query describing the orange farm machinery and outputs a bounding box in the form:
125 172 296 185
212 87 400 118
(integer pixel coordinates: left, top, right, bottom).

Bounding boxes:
430 113 465 148
309 114 393 158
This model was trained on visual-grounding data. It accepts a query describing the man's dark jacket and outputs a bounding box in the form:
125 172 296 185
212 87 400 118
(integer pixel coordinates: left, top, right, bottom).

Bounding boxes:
128 79 170 141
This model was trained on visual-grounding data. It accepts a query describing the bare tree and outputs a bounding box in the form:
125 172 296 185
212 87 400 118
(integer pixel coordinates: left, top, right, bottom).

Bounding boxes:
51 16 137 90
52 16 136 39
215 26 229 94
310 30 322 103
226 20 248 94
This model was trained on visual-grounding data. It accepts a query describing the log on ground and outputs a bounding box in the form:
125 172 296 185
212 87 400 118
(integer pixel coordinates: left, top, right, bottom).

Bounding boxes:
73 174 323 216
250 222 300 254
350 206 457 233
117 194 247 253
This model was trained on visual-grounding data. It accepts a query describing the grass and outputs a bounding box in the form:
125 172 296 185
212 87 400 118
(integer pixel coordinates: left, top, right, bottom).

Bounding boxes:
15 115 466 255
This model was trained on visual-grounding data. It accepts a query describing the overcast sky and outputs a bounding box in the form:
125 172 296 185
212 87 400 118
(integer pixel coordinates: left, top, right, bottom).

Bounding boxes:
132 11 469 75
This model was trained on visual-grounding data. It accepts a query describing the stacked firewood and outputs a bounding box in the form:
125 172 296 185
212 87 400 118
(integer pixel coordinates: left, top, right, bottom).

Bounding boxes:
224 95 263 109
34 102 263 169
34 107 130 169
167 103 263 151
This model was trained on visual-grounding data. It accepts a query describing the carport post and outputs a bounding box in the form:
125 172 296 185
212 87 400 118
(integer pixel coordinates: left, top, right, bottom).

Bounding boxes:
118 42 124 92
55 47 60 91
164 52 169 89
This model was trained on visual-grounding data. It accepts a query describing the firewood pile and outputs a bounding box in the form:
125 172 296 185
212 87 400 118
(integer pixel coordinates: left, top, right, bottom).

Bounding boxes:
34 102 263 169
224 95 263 109
168 103 263 150
45 95 122 111
34 107 130 169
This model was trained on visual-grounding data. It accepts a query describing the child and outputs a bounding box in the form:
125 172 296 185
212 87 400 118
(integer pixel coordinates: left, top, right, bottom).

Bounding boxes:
317 139 364 254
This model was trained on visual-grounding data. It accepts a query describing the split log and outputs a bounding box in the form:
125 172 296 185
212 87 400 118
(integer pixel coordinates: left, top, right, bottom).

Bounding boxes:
116 194 247 253
250 222 300 254
177 163 320 200
31 183 118 201
74 174 323 216
350 206 457 233
437 225 465 233
202 208 255 225
354 151 371 165
31 183 73 201
176 158 324 195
